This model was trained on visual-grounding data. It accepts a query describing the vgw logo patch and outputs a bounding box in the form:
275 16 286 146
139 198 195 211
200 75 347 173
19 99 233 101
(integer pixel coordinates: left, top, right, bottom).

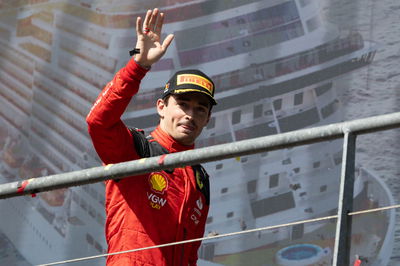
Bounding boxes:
147 172 168 210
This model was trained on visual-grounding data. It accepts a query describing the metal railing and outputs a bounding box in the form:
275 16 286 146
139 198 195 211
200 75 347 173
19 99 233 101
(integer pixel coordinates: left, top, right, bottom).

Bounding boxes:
1 111 400 265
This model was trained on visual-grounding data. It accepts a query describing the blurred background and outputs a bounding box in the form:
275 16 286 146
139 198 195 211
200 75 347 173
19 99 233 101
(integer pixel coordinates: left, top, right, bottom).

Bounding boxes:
0 0 399 265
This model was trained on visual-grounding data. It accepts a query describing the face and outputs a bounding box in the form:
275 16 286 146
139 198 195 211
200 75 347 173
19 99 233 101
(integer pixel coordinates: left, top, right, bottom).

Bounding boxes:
157 92 212 145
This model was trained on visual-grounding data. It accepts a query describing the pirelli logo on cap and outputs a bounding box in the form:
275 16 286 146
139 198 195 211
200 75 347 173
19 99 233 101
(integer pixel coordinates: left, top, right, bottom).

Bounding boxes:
177 74 214 95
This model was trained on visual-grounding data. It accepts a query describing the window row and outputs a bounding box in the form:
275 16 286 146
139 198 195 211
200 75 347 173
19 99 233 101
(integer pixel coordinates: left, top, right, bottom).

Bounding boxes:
58 54 110 89
0 73 32 103
127 32 361 112
13 202 54 247
31 124 77 165
0 58 33 89
31 100 88 154
86 233 105 253
178 21 304 66
81 184 106 207
176 1 299 50
0 87 30 116
72 190 105 227
35 64 97 104
34 78 89 117
0 45 34 75
206 211 236 224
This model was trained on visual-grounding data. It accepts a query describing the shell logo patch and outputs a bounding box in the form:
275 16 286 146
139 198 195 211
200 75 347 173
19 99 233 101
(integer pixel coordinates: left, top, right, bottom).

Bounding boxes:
149 172 168 194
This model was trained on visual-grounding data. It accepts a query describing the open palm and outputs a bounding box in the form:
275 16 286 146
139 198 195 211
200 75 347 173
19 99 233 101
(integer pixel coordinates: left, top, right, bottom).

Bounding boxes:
134 9 174 68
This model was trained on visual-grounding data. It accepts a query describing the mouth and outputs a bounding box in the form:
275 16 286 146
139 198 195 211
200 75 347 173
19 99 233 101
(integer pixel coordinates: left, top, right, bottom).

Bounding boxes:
179 123 196 132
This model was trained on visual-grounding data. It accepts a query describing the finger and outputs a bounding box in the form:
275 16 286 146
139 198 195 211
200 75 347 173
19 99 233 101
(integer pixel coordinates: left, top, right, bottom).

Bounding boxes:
148 8 159 30
161 34 174 51
136 16 142 36
155 12 165 36
143 9 152 30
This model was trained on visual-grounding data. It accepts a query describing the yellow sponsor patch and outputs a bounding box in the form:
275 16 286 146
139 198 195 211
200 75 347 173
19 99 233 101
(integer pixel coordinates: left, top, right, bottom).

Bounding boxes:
149 172 168 194
177 74 214 94
196 171 204 189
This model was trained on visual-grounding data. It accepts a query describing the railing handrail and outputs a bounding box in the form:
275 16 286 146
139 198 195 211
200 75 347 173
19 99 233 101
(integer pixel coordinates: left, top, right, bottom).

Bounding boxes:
1 111 399 199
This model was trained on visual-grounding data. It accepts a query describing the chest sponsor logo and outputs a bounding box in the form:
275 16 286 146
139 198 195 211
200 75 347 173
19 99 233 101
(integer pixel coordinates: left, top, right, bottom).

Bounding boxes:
148 172 168 194
147 192 167 210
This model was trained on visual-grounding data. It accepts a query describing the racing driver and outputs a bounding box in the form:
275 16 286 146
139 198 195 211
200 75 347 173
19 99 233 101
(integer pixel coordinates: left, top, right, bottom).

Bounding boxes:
86 8 216 266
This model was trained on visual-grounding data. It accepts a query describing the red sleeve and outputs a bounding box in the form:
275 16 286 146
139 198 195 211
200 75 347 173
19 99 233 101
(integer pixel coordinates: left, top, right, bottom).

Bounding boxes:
86 59 150 164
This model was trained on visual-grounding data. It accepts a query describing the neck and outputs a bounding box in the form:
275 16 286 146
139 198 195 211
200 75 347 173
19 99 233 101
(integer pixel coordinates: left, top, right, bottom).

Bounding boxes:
152 126 194 153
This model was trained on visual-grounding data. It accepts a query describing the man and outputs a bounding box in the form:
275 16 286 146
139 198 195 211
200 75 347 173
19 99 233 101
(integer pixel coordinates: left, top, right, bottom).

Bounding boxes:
86 8 216 266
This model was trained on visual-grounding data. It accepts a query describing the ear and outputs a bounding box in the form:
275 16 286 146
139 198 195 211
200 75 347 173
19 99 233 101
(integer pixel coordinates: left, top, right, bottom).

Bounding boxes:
156 98 165 119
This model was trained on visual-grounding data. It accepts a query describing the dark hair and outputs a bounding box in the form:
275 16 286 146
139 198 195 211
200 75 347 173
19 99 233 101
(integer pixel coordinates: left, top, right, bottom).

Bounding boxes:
162 95 172 106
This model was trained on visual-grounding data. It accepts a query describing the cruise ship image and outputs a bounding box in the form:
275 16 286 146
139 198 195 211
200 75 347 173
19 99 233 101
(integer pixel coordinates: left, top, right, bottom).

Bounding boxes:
0 0 395 265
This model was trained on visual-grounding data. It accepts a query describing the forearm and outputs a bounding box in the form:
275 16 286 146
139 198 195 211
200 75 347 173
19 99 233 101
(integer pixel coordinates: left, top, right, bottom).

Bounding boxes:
86 59 149 164
86 7 173 164
86 58 149 129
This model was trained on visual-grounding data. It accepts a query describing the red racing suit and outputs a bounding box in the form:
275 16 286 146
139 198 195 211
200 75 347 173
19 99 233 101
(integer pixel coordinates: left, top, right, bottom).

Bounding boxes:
86 59 210 265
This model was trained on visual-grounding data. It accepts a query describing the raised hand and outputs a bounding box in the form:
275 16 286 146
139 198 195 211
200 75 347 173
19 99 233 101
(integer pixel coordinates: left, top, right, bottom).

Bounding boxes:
134 8 174 68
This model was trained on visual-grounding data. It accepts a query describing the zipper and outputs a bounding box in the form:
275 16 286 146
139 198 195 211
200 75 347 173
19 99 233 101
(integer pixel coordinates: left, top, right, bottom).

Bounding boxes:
176 167 191 265
178 167 190 266
180 228 187 266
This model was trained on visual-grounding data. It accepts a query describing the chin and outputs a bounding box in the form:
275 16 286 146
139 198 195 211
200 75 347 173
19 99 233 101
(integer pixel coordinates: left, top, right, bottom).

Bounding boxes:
176 135 195 146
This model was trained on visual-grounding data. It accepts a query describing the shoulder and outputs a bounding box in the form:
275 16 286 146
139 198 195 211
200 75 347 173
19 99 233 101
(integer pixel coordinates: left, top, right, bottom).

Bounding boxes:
128 127 150 158
192 164 210 205
128 127 169 158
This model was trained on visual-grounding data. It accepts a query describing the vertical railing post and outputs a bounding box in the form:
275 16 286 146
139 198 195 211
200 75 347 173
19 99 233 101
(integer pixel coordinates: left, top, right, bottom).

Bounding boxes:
333 131 357 265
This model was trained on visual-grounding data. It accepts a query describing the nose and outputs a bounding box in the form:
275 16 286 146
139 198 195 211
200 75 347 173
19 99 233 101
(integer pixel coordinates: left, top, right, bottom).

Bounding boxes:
183 108 196 126
184 106 195 119
184 111 194 121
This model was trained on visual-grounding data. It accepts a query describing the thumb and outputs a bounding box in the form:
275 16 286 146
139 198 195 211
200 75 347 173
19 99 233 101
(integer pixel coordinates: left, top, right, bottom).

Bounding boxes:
161 34 175 51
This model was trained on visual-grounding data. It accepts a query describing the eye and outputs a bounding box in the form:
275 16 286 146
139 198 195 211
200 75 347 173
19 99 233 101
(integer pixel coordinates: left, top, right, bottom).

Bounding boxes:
178 101 188 108
196 106 208 114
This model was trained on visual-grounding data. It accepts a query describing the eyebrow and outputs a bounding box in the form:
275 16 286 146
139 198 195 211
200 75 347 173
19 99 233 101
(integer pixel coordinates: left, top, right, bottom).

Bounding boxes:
175 95 210 108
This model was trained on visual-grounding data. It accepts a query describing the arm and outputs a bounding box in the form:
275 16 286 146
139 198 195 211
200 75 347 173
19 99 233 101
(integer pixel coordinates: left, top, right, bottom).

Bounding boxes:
86 61 148 164
188 223 208 265
86 8 174 164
